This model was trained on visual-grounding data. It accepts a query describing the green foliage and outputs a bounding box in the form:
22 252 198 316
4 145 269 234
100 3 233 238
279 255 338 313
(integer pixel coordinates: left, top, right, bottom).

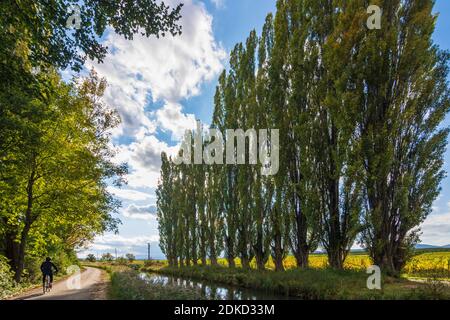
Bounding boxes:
116 257 128 265
1 70 126 282
86 254 96 262
0 0 183 71
125 253 135 263
101 253 114 262
0 0 186 287
143 259 167 269
0 255 19 299
156 0 449 277
355 0 450 275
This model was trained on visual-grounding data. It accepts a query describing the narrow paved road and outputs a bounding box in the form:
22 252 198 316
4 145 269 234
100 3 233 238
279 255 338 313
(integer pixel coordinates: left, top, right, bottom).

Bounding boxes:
14 267 108 300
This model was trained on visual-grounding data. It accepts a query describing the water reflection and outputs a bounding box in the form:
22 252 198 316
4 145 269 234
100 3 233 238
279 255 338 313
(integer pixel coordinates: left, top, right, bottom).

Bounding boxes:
139 273 289 300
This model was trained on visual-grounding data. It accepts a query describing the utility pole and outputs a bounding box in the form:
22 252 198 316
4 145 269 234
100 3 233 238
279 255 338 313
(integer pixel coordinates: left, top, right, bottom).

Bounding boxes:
148 243 151 261
115 248 117 260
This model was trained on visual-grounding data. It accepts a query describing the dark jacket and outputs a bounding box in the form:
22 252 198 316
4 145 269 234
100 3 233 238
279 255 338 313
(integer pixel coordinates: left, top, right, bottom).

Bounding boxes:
40 261 58 275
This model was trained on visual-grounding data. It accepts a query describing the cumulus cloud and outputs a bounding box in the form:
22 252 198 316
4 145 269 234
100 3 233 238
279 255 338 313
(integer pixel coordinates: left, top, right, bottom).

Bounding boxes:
107 186 155 201
85 0 225 190
87 0 225 138
156 102 197 140
123 204 157 220
95 234 159 247
113 135 180 188
420 205 450 246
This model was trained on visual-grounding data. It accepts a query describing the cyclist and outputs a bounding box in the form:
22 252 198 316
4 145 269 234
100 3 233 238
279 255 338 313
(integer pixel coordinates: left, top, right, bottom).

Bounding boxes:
40 257 58 288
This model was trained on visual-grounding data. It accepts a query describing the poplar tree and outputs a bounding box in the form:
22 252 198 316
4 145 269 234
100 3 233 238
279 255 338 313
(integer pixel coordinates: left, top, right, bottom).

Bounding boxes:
285 0 322 268
268 1 291 271
155 0 449 276
252 14 275 271
357 0 450 275
157 152 177 267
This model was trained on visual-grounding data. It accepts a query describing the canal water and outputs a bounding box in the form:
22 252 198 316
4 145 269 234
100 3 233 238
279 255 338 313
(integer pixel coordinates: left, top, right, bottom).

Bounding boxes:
139 273 292 300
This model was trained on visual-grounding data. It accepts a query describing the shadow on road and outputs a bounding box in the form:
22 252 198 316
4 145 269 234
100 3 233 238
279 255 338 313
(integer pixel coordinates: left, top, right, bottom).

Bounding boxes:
15 293 45 300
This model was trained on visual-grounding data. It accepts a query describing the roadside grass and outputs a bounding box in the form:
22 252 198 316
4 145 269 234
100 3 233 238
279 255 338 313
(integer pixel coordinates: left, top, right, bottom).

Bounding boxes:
143 265 450 300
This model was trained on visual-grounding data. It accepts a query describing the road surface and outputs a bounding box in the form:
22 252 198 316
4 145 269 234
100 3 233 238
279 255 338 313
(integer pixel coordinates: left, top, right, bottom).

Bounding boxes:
14 267 108 300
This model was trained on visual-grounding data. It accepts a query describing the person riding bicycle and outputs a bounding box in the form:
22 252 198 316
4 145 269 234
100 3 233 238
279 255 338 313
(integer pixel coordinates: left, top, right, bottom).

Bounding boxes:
40 257 58 288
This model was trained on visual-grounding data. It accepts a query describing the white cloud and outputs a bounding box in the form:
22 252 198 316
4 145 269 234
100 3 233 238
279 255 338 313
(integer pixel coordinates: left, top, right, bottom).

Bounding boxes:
421 212 450 246
156 102 197 140
96 234 160 246
113 135 180 188
85 0 225 192
107 186 155 201
123 204 157 221
87 0 225 138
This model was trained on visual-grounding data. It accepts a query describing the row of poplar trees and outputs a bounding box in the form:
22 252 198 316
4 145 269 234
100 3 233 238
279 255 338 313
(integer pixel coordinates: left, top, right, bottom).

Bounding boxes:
157 0 450 276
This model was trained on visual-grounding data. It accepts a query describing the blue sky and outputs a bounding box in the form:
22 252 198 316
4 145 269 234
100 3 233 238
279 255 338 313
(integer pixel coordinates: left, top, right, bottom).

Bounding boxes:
79 0 450 259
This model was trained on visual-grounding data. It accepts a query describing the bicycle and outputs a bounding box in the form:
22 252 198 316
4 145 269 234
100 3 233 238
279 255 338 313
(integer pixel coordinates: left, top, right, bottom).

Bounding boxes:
43 274 52 294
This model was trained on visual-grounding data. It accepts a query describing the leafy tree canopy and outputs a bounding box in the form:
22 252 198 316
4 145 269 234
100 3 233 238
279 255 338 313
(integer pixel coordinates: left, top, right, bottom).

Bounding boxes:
0 0 183 71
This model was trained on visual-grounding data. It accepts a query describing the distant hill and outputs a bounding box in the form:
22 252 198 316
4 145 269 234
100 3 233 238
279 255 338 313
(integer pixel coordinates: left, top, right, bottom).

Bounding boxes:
415 244 441 249
415 244 450 251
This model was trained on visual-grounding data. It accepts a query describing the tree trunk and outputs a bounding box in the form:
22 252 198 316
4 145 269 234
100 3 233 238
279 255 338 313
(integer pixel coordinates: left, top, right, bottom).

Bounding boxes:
241 255 250 269
226 236 235 268
327 248 344 269
294 248 309 269
254 208 266 271
15 224 30 282
14 168 36 282
209 242 218 266
210 255 218 266
373 245 400 277
326 141 344 269
273 235 285 272
273 254 284 272
191 231 197 266
254 233 266 271
255 256 265 270
294 206 309 268
4 231 19 274
227 256 235 268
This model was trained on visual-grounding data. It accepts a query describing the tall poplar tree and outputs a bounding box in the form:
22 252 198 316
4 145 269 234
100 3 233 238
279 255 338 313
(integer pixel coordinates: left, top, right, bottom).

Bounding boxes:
357 0 450 275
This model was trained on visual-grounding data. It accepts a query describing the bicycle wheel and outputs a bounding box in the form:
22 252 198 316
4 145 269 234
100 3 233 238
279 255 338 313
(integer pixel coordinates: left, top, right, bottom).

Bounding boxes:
46 276 51 292
43 275 50 293
42 276 46 294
